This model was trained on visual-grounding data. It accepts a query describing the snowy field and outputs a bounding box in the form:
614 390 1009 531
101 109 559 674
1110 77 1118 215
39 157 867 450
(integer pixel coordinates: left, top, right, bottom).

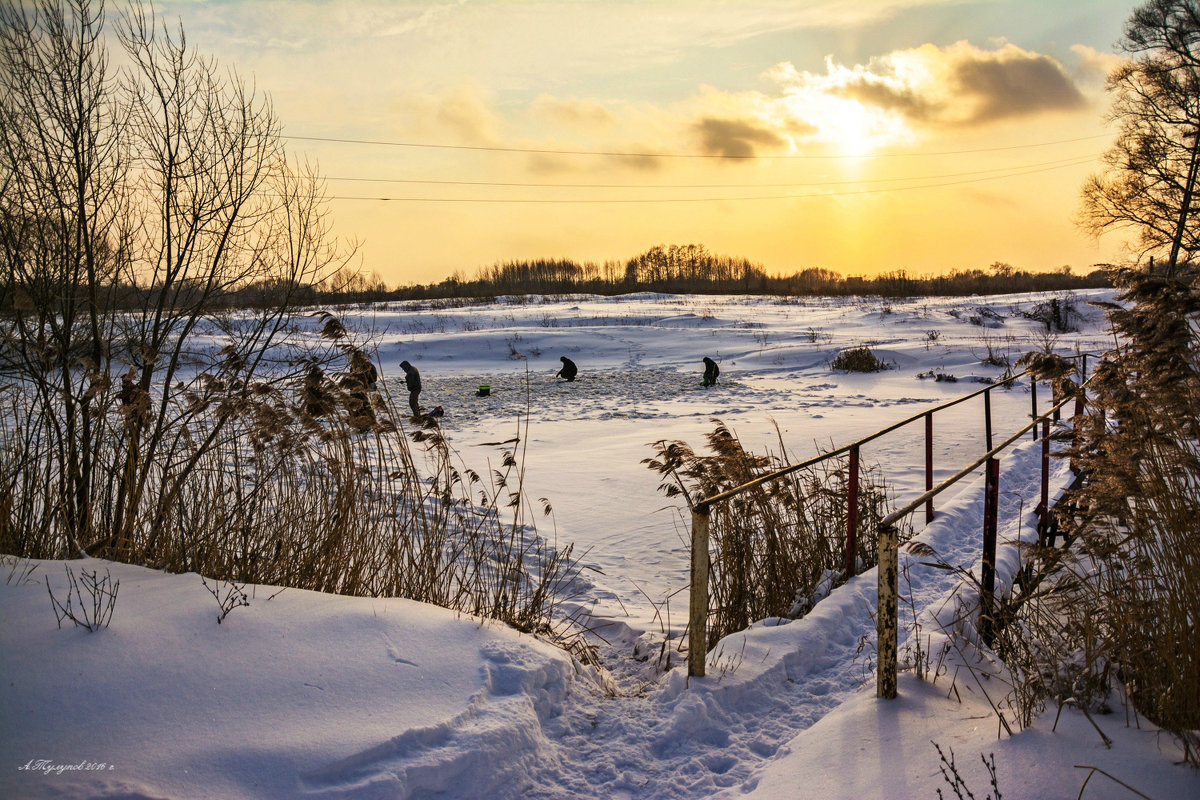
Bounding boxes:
4 289 1198 800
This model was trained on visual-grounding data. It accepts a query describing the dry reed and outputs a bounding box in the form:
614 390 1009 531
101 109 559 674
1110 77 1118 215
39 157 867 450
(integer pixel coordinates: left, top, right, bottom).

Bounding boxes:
0 356 582 642
645 420 893 649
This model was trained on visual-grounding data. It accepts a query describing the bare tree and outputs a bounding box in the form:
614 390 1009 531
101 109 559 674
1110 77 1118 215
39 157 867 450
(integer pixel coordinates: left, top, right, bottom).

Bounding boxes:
1080 0 1200 277
0 0 129 546
0 0 350 560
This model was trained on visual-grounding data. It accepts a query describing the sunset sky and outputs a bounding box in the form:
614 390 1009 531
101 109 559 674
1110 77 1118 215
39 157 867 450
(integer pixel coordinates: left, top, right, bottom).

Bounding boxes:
156 0 1140 285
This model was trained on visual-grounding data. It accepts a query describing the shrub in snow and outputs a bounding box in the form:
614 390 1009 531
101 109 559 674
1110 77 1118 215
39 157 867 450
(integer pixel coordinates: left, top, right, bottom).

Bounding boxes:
831 346 890 373
200 576 250 625
1022 295 1080 333
45 565 118 632
968 306 1006 328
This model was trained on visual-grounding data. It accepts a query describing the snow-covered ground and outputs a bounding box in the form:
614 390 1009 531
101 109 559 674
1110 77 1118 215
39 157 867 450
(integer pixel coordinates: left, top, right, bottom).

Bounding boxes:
3 289 1197 800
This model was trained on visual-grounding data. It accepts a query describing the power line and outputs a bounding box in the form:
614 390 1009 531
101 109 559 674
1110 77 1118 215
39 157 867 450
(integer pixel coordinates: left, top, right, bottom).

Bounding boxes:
288 132 1112 160
322 153 1102 190
324 156 1098 203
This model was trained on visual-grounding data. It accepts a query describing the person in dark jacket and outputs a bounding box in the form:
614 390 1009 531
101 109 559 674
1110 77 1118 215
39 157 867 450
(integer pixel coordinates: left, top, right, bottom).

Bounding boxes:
400 360 421 415
557 356 578 382
702 356 719 387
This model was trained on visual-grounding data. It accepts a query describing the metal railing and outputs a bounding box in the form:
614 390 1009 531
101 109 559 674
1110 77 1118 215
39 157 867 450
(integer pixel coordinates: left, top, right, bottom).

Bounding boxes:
874 385 1084 697
687 354 1094 679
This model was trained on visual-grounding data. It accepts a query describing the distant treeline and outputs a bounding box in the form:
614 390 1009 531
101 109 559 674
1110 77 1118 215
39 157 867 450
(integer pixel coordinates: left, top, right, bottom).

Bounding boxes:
173 244 1110 309
384 244 1111 301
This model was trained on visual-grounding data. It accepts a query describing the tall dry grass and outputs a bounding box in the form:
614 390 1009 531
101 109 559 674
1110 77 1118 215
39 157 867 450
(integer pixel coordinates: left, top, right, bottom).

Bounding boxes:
645 421 893 649
1018 269 1200 764
0 357 581 641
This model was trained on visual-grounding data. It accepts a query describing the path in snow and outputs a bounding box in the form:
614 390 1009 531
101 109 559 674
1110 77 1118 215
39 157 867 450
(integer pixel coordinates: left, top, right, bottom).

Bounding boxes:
301 434 1074 800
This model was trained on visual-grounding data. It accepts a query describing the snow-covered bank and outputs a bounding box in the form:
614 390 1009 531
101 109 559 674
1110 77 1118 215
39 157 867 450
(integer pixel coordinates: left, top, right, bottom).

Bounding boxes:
1 563 577 799
2 444 1194 799
4 290 1197 799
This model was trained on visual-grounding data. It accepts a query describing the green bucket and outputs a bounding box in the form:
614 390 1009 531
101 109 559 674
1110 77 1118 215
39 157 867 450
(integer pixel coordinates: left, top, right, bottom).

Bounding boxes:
476 385 490 397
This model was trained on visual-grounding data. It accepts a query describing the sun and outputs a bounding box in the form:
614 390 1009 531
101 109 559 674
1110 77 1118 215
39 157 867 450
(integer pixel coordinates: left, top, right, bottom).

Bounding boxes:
801 96 907 158
824 99 887 157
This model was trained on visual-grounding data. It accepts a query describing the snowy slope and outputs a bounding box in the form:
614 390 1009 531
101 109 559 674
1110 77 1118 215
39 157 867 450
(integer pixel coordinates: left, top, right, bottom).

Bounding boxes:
3 289 1197 799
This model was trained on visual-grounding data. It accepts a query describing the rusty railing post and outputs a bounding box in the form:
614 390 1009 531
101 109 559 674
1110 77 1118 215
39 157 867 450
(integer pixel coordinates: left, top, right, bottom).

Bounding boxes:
924 412 934 523
984 386 994 451
688 505 711 678
980 457 1000 648
845 445 860 578
1030 379 1039 441
1039 417 1050 543
877 522 898 699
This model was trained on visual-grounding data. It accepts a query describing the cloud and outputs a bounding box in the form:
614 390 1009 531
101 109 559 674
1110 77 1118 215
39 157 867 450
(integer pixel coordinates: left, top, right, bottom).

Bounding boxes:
771 41 1088 129
530 95 618 129
948 44 1087 122
522 149 665 175
692 117 790 157
1069 44 1126 87
393 83 503 144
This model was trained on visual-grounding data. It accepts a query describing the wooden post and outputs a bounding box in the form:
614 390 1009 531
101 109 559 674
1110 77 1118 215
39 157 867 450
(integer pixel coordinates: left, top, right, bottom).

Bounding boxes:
877 523 898 699
924 412 934 523
984 387 994 451
981 458 1000 648
845 445 860 578
688 506 711 678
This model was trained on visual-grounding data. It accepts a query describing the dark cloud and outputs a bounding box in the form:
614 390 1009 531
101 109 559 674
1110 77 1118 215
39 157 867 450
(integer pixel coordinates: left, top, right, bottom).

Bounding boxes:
606 152 665 172
953 50 1087 123
692 117 789 157
815 43 1088 128
836 78 936 121
523 149 663 174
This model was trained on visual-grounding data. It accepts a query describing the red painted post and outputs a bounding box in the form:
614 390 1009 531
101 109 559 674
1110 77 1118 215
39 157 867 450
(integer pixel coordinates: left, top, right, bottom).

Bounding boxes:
925 412 934 523
845 445 860 578
1039 417 1050 543
981 457 1000 647
984 387 994 452
1030 379 1039 441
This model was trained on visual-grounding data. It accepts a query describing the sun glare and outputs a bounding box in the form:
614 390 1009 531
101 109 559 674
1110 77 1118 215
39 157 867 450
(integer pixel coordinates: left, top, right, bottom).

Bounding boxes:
784 92 906 159
826 100 870 156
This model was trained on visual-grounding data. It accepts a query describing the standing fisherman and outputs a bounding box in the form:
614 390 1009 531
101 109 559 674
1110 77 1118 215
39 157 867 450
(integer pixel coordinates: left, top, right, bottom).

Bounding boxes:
400 360 422 415
702 356 719 387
